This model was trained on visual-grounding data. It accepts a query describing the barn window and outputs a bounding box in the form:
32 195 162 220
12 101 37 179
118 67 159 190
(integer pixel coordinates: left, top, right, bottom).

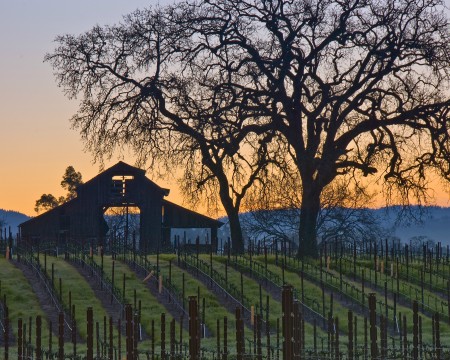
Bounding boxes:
111 175 134 197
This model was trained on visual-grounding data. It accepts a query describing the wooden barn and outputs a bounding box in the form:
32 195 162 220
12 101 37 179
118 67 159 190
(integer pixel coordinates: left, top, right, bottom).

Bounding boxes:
19 162 223 252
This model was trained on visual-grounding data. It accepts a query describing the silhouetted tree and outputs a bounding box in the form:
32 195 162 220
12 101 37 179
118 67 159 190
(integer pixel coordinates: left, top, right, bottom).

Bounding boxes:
243 168 383 247
34 194 61 213
61 165 83 200
34 166 83 213
45 4 277 253
46 0 450 256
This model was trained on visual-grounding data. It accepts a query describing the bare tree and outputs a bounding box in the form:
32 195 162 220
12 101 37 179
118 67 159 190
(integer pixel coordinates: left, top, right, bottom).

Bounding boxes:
45 4 277 253
46 0 450 256
243 166 384 249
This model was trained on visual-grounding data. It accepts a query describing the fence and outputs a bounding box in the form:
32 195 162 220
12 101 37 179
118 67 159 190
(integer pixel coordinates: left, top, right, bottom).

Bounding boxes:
2 285 450 360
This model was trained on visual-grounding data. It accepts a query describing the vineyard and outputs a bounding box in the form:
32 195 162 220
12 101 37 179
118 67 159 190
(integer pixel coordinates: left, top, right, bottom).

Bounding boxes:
0 239 450 359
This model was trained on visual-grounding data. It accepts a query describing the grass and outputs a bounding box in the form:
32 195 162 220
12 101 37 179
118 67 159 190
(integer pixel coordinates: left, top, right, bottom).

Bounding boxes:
148 254 241 342
3 250 450 356
40 255 117 341
203 255 326 347
97 255 184 347
0 258 53 349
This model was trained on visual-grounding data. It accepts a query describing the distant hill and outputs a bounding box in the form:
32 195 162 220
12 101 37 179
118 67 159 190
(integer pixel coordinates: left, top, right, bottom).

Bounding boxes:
2 205 450 245
218 206 450 246
0 209 30 237
378 206 450 245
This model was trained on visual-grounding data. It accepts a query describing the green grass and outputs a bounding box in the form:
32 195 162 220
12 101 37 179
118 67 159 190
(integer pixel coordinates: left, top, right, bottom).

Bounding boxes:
3 250 450 356
40 255 118 342
149 254 241 342
0 258 53 348
204 255 326 347
265 254 450 345
98 255 184 346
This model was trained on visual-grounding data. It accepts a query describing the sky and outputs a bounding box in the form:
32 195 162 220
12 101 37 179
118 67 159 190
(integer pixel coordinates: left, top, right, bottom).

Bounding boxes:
0 0 183 216
1 0 450 217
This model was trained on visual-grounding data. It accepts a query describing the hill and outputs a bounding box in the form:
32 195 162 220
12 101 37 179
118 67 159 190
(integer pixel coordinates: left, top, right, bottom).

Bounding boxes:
218 206 450 246
0 209 30 237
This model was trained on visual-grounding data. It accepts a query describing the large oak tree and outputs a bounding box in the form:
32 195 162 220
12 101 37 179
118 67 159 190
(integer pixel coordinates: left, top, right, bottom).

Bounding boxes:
47 0 450 256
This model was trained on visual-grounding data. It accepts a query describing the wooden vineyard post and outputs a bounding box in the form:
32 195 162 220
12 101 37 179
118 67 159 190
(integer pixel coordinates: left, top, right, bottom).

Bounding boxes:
161 313 166 360
368 293 378 359
133 312 139 359
447 280 450 324
118 319 122 360
151 319 154 360
210 250 213 287
51 263 55 288
393 293 397 332
361 269 365 313
353 240 357 281
380 316 386 359
374 242 378 286
223 316 228 360
179 316 183 357
48 321 52 358
348 311 353 360
293 302 300 359
123 273 126 305
235 307 245 360
420 269 424 312
240 272 244 314
182 273 185 309
335 317 340 360
125 304 133 360
72 305 77 356
256 314 263 360
225 262 228 297
281 285 294 360
328 312 333 356
435 313 441 360
109 317 113 360
384 281 388 321
189 296 200 360
216 319 221 359
170 318 175 360
28 316 32 358
58 312 64 360
313 319 317 356
413 301 418 360
36 315 42 360
419 316 423 359
364 317 368 360
405 244 409 281
266 295 271 360
111 260 115 304
4 306 9 360
321 281 325 326
403 315 407 360
396 257 400 294
96 322 100 359
18 318 22 360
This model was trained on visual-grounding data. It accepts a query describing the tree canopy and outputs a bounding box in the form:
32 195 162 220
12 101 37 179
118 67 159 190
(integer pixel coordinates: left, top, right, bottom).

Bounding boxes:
46 0 450 256
34 166 83 213
61 166 83 201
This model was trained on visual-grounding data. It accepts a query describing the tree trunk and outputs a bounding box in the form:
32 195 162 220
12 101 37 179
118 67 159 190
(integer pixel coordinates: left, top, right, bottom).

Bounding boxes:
217 179 245 254
227 209 244 254
298 185 321 258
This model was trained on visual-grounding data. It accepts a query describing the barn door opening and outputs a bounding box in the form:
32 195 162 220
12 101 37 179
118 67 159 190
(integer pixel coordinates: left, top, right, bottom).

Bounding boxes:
103 206 141 252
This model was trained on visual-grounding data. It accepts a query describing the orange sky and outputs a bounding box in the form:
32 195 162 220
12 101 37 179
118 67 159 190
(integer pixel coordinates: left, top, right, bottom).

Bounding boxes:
1 0 450 217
